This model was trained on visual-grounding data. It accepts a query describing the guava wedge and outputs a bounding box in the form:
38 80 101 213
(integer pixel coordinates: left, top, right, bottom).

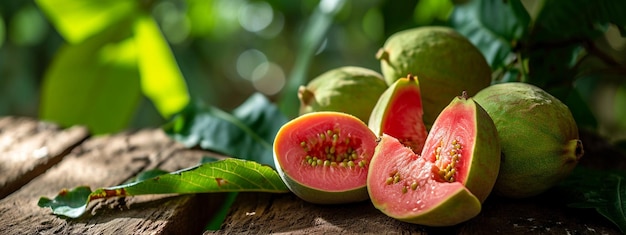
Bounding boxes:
273 111 378 204
368 74 428 153
367 92 500 226
367 134 481 226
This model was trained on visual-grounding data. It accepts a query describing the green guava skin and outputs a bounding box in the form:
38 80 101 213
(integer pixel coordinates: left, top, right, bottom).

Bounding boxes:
473 82 584 198
274 165 369 204
298 66 388 123
377 26 491 127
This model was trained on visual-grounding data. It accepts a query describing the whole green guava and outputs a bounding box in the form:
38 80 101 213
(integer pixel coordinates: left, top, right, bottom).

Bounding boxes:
298 66 387 123
377 26 491 127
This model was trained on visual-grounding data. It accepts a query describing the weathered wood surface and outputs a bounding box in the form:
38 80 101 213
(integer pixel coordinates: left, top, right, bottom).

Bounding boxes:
0 116 225 235
0 117 89 199
0 116 624 234
207 130 625 235
206 191 620 234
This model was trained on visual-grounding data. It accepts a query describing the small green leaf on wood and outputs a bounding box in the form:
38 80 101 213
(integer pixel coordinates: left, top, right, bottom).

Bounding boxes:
37 186 92 219
38 159 288 218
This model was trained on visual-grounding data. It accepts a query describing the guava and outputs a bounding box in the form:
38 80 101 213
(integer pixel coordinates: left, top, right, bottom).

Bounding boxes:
376 26 491 127
368 74 428 153
273 111 378 204
473 82 584 198
298 66 388 123
367 92 501 226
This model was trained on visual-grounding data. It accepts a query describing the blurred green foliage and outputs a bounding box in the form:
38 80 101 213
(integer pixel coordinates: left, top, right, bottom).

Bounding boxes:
0 0 625 144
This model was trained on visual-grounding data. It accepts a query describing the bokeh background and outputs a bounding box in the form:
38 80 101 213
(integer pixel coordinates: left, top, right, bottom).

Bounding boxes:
0 0 625 148
1 0 399 128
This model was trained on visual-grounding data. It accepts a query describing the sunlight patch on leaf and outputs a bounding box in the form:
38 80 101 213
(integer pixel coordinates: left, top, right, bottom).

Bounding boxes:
134 14 190 118
39 23 142 134
36 0 136 44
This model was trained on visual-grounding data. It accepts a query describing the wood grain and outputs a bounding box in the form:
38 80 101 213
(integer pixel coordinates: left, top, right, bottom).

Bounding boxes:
206 190 621 234
0 127 226 235
0 116 89 199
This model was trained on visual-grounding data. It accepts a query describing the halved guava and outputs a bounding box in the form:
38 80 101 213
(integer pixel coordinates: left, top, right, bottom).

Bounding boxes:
273 111 378 204
367 93 500 226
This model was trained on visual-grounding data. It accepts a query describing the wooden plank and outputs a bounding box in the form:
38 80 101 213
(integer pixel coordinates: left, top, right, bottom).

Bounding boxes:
206 192 425 234
208 131 624 234
208 188 620 234
0 116 89 199
0 128 226 235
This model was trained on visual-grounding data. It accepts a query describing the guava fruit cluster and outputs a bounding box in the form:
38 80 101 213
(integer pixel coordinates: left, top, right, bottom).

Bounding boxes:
272 26 583 227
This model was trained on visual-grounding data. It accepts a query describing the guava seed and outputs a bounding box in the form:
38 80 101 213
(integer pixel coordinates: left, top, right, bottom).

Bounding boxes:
299 129 367 169
433 138 463 182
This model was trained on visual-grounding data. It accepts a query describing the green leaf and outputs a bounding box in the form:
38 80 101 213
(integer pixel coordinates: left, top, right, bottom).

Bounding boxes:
134 14 190 118
614 83 626 131
413 0 453 25
558 167 626 233
115 159 288 195
533 0 626 42
35 0 136 44
525 43 583 88
39 21 142 135
37 186 92 219
38 159 289 218
164 93 288 167
124 169 170 184
450 0 530 68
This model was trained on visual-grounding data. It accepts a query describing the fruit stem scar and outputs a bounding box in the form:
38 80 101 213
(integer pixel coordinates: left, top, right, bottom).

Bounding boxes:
376 48 389 61
407 74 417 81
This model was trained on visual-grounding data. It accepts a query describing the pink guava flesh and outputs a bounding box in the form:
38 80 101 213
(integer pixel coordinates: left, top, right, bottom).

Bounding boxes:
274 112 377 192
382 85 428 153
369 76 428 154
420 102 476 184
368 134 470 218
